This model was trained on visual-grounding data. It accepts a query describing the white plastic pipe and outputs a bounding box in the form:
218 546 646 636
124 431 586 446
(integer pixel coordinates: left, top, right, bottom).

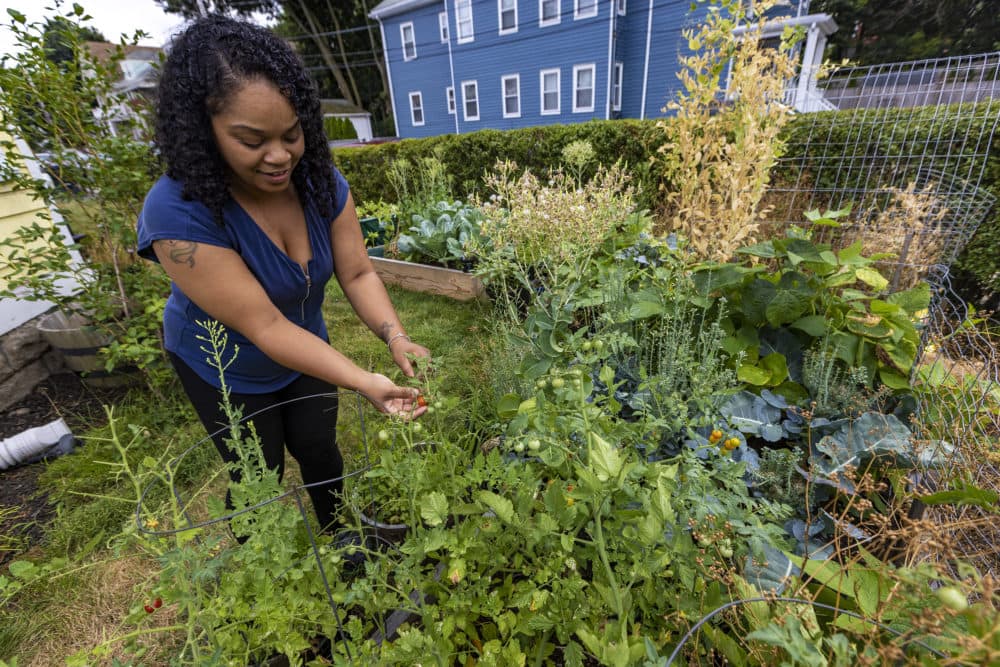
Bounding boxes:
0 418 72 470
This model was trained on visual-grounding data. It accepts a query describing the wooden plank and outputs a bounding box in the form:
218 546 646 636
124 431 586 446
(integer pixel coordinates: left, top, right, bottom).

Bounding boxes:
369 256 487 302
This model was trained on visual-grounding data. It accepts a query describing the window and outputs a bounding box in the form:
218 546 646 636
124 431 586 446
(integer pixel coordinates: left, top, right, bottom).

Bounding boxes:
539 0 560 26
540 68 560 114
573 63 595 112
446 86 456 114
499 0 518 34
612 62 623 110
409 91 424 126
617 0 626 15
455 0 474 43
461 80 479 121
439 12 449 42
575 0 597 19
501 74 521 117
400 22 416 60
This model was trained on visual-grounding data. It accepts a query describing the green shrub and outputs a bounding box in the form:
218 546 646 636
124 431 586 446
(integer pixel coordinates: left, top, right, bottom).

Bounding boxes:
323 115 357 141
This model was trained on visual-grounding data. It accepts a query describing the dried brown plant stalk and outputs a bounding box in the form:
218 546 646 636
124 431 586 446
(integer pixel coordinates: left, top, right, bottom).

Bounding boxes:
656 0 801 261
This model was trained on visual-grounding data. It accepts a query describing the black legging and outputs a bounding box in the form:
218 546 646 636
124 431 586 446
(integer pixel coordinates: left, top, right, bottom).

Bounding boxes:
169 352 344 532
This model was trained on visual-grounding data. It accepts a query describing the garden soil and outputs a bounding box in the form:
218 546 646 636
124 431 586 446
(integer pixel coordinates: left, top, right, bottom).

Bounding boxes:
1 372 130 568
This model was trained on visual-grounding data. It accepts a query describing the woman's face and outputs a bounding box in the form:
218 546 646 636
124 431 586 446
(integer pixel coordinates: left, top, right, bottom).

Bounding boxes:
210 78 305 199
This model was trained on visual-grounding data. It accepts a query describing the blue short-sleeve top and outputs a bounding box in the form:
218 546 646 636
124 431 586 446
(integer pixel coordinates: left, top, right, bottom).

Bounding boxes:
136 169 351 393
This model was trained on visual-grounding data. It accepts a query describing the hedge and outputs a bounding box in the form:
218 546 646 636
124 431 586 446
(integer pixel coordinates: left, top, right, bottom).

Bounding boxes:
333 105 1000 304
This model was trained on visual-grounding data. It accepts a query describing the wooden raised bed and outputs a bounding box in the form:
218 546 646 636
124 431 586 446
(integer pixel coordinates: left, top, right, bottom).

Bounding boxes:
369 256 487 302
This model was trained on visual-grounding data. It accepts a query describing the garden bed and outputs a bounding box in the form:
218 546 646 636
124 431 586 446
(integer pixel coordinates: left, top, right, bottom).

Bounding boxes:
370 256 487 302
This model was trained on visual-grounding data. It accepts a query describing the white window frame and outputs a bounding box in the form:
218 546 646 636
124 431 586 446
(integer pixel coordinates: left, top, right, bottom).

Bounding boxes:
498 0 518 35
539 0 560 27
617 0 626 15
612 61 623 111
400 22 416 61
461 80 480 121
446 86 456 114
408 91 424 126
572 63 595 112
540 67 560 115
501 73 521 118
439 12 449 42
455 0 475 43
574 0 598 20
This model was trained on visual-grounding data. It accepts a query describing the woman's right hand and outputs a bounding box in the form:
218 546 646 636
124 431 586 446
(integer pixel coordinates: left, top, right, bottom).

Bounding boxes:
362 372 426 417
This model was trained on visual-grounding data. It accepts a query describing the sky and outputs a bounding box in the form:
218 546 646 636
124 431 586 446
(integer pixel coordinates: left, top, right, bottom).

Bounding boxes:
0 0 256 56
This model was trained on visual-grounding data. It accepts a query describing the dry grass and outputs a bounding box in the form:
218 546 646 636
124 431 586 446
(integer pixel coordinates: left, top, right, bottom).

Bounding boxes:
18 554 180 666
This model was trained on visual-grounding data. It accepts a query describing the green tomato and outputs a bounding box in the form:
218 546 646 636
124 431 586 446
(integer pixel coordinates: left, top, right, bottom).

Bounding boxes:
718 545 734 559
527 439 541 451
425 406 435 414
514 442 526 453
593 339 605 351
377 429 390 442
412 422 423 433
937 586 969 612
433 400 444 410
551 377 566 389
581 341 592 352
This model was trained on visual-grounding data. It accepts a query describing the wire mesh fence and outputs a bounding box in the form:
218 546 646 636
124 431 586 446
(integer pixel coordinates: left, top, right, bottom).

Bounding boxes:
764 52 1000 288
762 52 1000 574
914 266 1000 575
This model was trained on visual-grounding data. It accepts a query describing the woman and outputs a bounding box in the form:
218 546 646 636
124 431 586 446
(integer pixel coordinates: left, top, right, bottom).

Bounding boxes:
137 15 427 534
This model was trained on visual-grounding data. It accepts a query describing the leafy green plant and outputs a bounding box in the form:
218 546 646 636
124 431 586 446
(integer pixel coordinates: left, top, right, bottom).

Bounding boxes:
696 209 932 394
395 199 485 269
0 5 169 385
386 151 453 227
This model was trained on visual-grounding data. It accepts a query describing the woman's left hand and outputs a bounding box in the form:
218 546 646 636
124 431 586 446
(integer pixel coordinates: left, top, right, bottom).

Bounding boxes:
391 339 431 378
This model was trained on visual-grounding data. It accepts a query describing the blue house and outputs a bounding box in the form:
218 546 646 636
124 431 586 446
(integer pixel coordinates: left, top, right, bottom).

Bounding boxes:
369 0 837 139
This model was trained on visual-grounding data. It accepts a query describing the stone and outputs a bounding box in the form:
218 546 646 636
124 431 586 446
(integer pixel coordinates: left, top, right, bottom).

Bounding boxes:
0 359 47 413
0 324 50 370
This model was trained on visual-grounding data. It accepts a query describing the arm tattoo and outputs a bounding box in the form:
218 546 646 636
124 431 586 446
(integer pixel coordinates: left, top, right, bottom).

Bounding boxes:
378 321 394 342
166 240 197 268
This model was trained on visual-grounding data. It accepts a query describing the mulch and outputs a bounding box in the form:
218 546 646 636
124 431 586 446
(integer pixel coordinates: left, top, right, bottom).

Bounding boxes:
1 372 132 567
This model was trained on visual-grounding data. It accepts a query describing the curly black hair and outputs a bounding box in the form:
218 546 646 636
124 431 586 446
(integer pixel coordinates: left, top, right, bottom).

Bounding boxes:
155 15 336 225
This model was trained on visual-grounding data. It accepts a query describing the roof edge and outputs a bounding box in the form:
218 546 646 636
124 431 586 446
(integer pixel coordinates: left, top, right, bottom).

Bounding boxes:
369 0 440 20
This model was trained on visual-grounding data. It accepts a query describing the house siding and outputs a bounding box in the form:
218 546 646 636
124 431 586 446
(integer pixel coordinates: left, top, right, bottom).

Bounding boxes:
373 0 806 137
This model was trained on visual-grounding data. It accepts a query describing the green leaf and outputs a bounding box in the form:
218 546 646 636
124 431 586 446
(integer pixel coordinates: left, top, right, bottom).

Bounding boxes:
478 490 515 524
878 368 910 389
737 364 772 386
791 315 827 337
628 300 664 319
589 432 622 482
6 8 26 23
420 492 448 527
759 353 789 386
838 241 867 266
887 281 931 315
855 267 889 291
920 484 999 511
8 561 37 580
736 241 777 258
497 393 521 420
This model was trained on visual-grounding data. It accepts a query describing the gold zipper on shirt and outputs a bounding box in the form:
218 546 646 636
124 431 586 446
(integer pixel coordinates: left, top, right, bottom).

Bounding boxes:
300 265 311 320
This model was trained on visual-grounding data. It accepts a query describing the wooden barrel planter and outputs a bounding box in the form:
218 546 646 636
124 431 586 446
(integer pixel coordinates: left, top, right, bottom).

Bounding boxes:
36 311 132 388
369 256 487 302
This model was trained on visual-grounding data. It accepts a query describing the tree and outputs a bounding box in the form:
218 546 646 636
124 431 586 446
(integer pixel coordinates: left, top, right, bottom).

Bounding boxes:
42 15 107 65
812 0 1000 64
154 0 391 133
